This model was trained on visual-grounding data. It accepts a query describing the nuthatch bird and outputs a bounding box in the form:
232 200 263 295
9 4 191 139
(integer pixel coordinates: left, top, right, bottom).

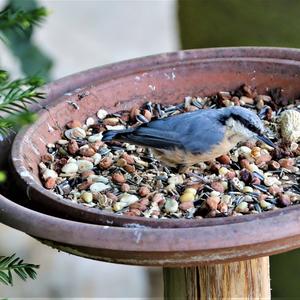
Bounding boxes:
102 106 275 168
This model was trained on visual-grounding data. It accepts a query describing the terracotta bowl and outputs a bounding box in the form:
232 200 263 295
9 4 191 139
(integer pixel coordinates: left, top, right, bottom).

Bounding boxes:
11 47 300 228
9 47 300 227
3 47 300 265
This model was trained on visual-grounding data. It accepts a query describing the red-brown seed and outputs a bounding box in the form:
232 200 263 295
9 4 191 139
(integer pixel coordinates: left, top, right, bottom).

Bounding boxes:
209 162 221 173
139 186 150 197
66 120 81 129
44 177 56 189
140 198 150 206
78 180 92 191
179 201 194 211
268 160 280 170
103 118 119 126
258 194 268 202
120 113 130 122
251 177 261 185
124 211 137 217
81 170 95 179
80 147 96 157
152 193 164 203
278 194 291 207
143 109 152 121
216 154 231 165
122 153 135 165
99 157 113 169
124 164 135 173
129 208 141 216
121 183 130 192
106 192 118 202
41 153 53 163
218 202 228 213
226 171 236 179
240 169 252 184
206 196 220 210
130 201 147 212
279 158 295 169
255 154 272 165
130 106 141 121
211 181 225 193
268 185 283 196
112 172 126 184
116 158 127 167
240 159 250 170
90 141 104 151
68 139 79 154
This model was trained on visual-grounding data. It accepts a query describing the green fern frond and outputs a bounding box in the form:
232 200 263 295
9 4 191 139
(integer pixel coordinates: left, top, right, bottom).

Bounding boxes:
0 254 39 285
0 6 48 32
0 70 44 137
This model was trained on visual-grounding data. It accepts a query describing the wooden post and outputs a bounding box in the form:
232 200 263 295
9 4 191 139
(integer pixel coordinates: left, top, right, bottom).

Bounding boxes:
163 256 270 299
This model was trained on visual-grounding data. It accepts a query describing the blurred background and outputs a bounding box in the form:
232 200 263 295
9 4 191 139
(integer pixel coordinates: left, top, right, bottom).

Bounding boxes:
1 0 300 298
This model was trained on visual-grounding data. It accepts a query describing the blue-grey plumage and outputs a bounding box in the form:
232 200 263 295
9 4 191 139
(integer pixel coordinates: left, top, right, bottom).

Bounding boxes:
102 106 275 167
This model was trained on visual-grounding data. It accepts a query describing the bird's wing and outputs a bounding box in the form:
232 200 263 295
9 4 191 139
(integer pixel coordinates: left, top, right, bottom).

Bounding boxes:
119 109 226 154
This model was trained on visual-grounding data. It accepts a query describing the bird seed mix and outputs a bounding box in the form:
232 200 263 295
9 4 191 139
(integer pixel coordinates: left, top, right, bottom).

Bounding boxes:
39 84 300 219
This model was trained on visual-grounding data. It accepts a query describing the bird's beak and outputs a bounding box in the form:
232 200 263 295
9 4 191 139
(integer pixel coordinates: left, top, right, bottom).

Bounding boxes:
256 134 276 148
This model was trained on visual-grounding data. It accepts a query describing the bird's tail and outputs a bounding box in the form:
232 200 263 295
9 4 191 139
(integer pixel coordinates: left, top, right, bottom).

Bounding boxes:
102 128 134 142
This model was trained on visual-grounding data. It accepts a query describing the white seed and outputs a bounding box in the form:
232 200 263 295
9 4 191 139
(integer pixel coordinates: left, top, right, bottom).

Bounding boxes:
230 150 239 162
113 202 126 211
183 188 197 196
291 142 298 151
81 192 93 203
39 162 47 171
243 186 254 193
113 193 139 211
106 125 126 131
89 182 111 193
210 191 220 197
221 195 232 205
235 202 249 213
92 153 102 165
46 143 55 148
218 167 229 176
42 169 58 180
260 200 272 209
58 139 68 145
97 109 108 120
280 109 300 142
264 176 281 187
248 163 262 174
120 193 139 204
221 181 228 191
239 146 252 156
164 198 179 213
65 127 86 139
125 144 136 151
232 177 245 191
62 162 79 174
168 174 184 185
86 117 95 126
88 133 103 143
89 175 109 184
76 160 94 173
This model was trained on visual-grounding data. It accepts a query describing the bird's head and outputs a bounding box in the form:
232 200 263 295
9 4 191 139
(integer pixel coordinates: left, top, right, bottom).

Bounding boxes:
220 106 275 148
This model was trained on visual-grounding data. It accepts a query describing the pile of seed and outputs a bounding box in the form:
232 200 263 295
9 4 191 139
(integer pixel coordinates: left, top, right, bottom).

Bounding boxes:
39 84 300 219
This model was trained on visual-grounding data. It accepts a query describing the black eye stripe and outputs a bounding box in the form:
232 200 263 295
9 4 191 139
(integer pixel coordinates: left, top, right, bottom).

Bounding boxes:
233 115 261 134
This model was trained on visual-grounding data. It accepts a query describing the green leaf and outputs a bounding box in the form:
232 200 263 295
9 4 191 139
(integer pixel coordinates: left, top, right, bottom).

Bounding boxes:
0 254 39 285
